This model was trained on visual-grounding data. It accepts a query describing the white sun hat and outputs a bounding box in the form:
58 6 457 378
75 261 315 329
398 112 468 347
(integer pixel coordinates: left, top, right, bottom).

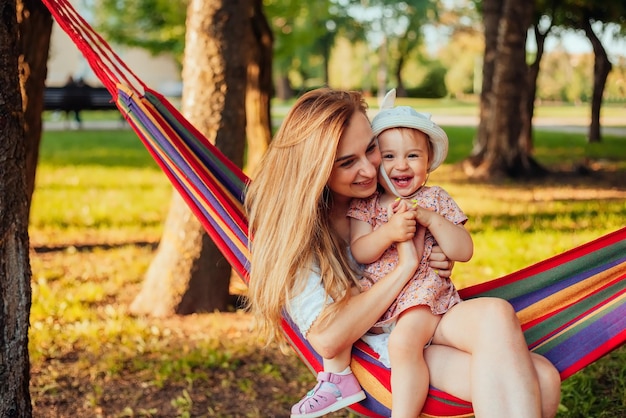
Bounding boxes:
371 89 449 173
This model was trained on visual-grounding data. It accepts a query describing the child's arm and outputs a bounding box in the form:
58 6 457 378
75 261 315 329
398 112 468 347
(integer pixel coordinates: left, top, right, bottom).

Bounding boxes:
351 200 417 264
415 207 473 262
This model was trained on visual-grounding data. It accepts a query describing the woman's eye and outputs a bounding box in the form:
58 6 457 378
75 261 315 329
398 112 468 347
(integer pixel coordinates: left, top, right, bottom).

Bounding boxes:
366 143 377 153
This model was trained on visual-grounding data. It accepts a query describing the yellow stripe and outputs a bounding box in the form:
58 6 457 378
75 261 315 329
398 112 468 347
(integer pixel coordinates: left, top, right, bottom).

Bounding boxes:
351 359 392 409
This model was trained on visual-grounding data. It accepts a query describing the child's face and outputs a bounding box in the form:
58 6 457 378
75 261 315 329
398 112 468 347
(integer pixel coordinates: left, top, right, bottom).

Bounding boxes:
377 128 430 197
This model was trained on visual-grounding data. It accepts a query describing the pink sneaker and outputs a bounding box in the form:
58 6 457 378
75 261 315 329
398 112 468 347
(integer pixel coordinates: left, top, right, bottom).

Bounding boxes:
290 371 366 418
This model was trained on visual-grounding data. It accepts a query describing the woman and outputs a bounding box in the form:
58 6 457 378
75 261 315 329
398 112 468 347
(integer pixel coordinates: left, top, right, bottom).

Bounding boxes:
245 88 561 418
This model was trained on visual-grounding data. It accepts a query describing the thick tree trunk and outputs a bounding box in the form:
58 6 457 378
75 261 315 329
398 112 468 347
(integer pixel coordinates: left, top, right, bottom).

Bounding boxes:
17 0 52 214
583 18 611 143
131 0 250 317
466 0 501 168
0 1 33 414
245 0 272 174
465 0 542 178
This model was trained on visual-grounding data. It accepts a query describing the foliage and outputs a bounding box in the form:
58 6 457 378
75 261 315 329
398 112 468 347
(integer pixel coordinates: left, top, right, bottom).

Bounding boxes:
92 0 187 66
29 109 626 415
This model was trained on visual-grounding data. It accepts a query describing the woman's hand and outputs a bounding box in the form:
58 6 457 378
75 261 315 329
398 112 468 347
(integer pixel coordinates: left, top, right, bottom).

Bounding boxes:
430 245 454 278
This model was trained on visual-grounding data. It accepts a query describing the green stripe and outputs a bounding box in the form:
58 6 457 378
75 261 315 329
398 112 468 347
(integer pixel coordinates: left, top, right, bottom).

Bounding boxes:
528 280 625 353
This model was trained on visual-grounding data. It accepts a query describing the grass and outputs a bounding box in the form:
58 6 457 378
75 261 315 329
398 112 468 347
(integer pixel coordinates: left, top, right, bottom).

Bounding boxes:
29 117 626 417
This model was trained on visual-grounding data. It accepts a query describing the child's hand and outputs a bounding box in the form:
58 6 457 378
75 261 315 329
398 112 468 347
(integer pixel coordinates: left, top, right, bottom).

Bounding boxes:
385 200 417 243
411 202 437 228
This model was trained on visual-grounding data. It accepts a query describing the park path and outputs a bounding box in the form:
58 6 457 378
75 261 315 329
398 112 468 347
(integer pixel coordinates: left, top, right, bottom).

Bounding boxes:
43 114 626 136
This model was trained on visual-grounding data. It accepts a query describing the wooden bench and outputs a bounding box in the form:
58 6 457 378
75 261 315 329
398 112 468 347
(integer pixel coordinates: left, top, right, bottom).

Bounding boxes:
44 85 117 112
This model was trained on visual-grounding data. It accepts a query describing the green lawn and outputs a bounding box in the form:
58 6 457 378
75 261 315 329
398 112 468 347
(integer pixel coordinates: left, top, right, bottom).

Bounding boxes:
29 122 626 417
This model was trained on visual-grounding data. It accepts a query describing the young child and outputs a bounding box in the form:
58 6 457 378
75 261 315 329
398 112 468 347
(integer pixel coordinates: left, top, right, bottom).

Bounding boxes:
290 89 473 418
348 89 473 416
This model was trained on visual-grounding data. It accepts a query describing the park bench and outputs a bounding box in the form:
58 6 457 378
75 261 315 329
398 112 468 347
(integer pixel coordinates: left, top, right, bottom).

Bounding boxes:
44 85 117 113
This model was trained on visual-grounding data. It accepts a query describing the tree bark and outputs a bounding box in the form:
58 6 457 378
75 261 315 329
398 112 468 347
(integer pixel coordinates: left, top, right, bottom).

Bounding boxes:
0 0 33 414
130 0 250 316
245 0 272 174
466 0 501 167
583 18 611 143
17 0 52 214
523 22 551 153
465 0 542 178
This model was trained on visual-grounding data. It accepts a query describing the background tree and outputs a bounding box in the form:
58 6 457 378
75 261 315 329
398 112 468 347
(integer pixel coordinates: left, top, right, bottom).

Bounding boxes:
347 0 442 96
466 0 540 178
245 0 273 173
95 0 188 66
130 0 252 316
18 0 53 214
567 2 626 142
263 0 358 98
0 0 32 414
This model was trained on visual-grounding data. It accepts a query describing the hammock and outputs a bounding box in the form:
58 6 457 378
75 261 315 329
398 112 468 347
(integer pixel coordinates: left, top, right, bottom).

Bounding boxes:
43 1 626 416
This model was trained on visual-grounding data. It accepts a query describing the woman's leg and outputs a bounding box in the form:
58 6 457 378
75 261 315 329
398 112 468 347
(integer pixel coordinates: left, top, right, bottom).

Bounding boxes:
430 297 547 418
425 345 561 418
388 307 440 418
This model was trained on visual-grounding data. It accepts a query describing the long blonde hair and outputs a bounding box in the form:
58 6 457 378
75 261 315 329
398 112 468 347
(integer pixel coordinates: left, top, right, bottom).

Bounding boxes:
244 88 367 345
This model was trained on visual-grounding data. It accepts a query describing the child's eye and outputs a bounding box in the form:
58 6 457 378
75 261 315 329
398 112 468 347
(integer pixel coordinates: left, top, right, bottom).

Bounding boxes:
382 153 394 159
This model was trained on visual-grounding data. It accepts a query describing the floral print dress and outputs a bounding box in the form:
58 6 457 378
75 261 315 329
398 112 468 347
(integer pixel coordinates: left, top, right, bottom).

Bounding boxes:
347 186 467 328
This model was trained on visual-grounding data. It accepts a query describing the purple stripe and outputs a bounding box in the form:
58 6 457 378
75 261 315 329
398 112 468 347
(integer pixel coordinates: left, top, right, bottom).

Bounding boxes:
541 299 626 374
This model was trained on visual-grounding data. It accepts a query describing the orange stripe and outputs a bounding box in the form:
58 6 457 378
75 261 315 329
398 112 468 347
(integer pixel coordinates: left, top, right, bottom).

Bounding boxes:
517 263 626 325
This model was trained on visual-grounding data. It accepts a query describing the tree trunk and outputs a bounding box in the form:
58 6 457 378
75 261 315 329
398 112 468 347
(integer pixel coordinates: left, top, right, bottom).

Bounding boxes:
245 0 272 174
0 1 33 414
583 18 611 143
274 73 293 100
466 0 501 168
523 23 550 153
465 0 542 178
17 0 52 214
130 0 250 317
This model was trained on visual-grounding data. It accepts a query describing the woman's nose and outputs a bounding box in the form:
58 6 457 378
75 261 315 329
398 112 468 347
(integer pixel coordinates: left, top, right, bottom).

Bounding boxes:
360 159 377 177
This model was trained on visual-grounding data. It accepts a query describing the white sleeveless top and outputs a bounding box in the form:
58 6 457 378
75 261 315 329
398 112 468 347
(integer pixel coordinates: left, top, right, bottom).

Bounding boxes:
287 266 392 367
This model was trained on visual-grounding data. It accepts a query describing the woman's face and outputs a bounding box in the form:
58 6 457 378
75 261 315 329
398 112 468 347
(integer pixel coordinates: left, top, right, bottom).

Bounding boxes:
327 112 381 202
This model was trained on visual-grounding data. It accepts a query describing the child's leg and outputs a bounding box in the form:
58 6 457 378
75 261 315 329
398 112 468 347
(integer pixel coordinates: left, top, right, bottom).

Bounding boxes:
291 345 365 418
388 306 440 418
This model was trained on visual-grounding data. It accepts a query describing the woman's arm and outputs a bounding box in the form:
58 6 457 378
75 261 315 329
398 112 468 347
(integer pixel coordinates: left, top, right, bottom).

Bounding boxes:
429 245 454 278
306 230 423 359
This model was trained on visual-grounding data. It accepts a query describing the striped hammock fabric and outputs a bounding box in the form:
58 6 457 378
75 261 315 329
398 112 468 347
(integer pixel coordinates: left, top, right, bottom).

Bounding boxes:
42 1 626 416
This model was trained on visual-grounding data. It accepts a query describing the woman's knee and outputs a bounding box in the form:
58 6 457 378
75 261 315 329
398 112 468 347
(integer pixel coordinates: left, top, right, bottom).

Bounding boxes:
475 297 521 333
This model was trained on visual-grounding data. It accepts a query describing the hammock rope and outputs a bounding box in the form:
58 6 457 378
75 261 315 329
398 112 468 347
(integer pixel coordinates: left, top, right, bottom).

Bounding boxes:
42 1 626 416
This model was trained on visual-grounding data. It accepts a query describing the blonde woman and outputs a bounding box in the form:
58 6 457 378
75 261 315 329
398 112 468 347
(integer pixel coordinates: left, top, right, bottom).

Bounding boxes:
245 88 561 418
